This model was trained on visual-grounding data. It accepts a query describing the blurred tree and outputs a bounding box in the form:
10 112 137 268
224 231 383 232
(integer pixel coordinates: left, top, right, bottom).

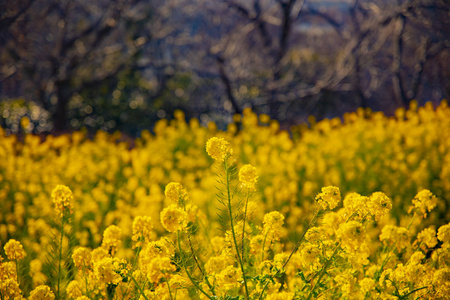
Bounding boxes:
0 0 197 134
1 0 449 135
203 0 449 121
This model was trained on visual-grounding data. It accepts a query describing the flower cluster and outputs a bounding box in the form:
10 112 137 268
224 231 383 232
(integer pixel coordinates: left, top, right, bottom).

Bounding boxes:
160 204 188 232
239 164 258 190
0 101 449 298
206 137 233 162
51 185 73 217
315 186 341 210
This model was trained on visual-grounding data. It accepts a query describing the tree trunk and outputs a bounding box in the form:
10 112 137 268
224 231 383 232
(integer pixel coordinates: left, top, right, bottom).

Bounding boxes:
53 80 70 133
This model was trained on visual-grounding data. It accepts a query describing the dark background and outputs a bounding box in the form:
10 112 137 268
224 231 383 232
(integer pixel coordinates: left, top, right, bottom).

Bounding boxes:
1 0 449 136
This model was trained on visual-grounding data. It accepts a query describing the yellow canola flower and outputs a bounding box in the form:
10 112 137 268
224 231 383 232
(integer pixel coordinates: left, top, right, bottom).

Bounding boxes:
132 216 154 247
72 247 92 270
368 192 392 221
250 235 264 255
315 186 341 210
205 254 234 274
409 189 437 218
417 227 438 248
164 182 189 203
216 265 242 291
263 211 285 243
160 204 188 232
379 225 410 251
359 277 376 294
4 239 26 261
51 185 73 217
206 137 233 162
437 223 450 244
143 256 176 284
433 267 450 298
336 220 366 252
239 164 258 190
141 238 175 259
66 280 83 299
266 291 295 300
0 278 22 299
29 285 55 300
94 257 128 285
102 225 122 253
343 192 370 220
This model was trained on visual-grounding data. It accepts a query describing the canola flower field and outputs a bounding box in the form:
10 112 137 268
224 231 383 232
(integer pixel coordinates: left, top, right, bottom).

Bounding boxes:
0 101 449 299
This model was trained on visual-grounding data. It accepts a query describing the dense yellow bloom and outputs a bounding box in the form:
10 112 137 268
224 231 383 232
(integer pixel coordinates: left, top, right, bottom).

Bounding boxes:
368 192 392 221
336 220 366 251
91 247 109 262
315 186 341 210
4 239 26 260
66 280 83 299
160 204 188 232
438 223 450 243
164 182 189 203
94 257 128 285
343 192 370 220
0 102 449 299
359 277 375 294
29 285 55 300
0 261 17 281
263 211 285 243
141 238 175 259
266 291 294 300
410 189 437 218
216 265 242 291
169 274 191 289
206 137 233 162
143 256 176 283
433 268 450 298
51 185 73 216
102 225 122 252
132 216 153 247
205 255 234 274
250 234 264 254
299 243 322 271
72 247 92 269
408 251 425 265
380 225 410 251
0 278 22 299
239 164 258 190
417 227 438 248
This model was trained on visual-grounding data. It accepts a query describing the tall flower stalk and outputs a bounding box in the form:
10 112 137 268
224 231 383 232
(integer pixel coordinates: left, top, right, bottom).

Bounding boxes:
51 185 74 300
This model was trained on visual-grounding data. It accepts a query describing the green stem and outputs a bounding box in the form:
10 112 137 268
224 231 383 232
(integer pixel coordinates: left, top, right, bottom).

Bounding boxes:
406 213 416 230
14 259 20 288
187 232 216 295
399 285 428 299
258 209 320 300
241 189 250 261
282 210 320 269
132 244 142 269
261 227 270 262
83 271 91 298
106 284 115 300
376 214 415 281
181 197 215 295
129 273 149 300
305 244 340 300
57 216 65 300
177 232 214 300
225 160 249 300
167 281 175 300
